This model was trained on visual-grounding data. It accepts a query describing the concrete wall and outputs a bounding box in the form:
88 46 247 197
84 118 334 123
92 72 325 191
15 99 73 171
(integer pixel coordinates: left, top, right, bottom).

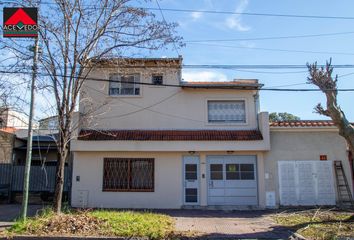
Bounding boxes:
0 131 14 163
71 151 183 209
80 67 259 131
71 151 266 209
264 130 353 206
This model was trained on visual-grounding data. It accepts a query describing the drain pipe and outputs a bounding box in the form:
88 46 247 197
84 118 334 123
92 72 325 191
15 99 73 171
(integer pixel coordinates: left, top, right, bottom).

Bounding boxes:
253 90 260 130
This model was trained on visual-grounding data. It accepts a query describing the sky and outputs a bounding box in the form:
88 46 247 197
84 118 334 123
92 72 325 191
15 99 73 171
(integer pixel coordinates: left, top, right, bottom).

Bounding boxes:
145 0 354 120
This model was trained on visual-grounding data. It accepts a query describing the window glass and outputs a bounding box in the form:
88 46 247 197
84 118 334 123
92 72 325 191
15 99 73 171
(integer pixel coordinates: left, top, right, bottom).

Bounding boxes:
208 101 246 123
226 164 240 180
240 164 254 171
109 74 140 95
152 75 163 85
185 164 197 180
103 158 154 191
185 188 198 202
210 164 223 180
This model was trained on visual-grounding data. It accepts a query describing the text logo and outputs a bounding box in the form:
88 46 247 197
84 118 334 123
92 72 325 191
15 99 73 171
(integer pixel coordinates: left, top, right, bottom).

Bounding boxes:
3 8 38 38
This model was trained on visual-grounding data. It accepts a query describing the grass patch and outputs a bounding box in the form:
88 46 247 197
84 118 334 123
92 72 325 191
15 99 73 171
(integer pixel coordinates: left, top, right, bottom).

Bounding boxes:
7 208 174 239
273 209 354 240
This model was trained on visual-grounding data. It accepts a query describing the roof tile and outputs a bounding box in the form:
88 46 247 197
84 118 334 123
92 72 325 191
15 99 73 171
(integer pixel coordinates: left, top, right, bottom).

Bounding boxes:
78 129 263 141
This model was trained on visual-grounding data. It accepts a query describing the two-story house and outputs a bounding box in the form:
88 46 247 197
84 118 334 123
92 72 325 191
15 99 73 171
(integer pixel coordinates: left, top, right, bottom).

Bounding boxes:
71 57 353 209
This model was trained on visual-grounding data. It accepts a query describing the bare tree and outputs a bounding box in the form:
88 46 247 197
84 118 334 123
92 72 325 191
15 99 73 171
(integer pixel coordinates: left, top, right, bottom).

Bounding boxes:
307 60 354 157
1 0 182 213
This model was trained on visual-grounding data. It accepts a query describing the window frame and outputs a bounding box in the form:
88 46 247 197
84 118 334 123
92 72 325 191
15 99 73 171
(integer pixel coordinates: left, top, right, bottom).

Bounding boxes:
151 74 164 85
102 158 154 192
206 99 248 125
108 73 141 96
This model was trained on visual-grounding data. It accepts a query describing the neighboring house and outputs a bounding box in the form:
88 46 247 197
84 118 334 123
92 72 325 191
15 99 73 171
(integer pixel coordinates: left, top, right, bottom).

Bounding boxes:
0 129 16 163
70 57 353 209
13 135 59 166
0 108 29 129
39 116 59 131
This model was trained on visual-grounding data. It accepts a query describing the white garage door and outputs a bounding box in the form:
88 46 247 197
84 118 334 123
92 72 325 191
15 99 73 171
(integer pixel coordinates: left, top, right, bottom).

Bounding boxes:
207 155 258 206
278 161 336 206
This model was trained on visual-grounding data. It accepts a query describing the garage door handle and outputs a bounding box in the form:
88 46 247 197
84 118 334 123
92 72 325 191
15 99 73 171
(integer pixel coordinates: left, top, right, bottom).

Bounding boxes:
209 181 214 187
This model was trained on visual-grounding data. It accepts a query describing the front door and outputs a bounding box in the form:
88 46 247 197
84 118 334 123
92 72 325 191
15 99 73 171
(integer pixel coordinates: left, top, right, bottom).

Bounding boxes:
183 156 200 205
207 155 258 206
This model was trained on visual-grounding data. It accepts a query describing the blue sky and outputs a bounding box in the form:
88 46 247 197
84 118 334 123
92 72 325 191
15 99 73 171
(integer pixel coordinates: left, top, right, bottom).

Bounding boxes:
146 0 354 120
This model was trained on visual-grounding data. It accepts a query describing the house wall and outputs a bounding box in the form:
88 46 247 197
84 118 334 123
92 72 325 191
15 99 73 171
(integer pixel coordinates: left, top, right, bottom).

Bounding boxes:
0 131 14 163
80 67 259 131
71 151 183 209
71 151 266 209
264 130 353 206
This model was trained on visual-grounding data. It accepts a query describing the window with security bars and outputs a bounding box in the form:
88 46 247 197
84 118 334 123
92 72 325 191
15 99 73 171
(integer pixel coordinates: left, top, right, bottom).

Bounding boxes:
207 100 246 123
109 74 140 95
103 158 154 191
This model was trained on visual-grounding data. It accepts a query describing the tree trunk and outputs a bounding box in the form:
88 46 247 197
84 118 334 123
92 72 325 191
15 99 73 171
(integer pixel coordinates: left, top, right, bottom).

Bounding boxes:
53 134 68 213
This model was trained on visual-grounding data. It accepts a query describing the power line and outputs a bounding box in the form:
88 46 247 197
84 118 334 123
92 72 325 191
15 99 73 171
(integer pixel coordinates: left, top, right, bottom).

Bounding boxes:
1 69 354 92
185 31 354 43
155 0 180 56
143 7 354 20
182 64 354 69
3 64 354 70
187 42 354 56
2 2 353 20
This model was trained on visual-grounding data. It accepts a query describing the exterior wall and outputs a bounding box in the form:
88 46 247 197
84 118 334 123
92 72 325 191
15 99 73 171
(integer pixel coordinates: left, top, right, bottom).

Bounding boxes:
80 67 259 131
0 131 14 163
0 109 29 129
72 151 183 209
71 151 266 209
264 130 352 206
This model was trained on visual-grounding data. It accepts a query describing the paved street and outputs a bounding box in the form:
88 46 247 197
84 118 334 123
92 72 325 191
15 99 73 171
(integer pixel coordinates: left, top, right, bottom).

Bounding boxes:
0 204 44 229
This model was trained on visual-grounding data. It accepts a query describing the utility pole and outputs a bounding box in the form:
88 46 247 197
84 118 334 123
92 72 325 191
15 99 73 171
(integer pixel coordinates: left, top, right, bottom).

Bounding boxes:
20 37 39 220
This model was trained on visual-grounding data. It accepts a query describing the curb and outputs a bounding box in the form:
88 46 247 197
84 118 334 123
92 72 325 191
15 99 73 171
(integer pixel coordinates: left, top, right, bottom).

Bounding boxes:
0 236 147 240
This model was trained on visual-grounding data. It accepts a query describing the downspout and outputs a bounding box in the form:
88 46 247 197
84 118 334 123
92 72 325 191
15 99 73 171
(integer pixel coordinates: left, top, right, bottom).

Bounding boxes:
253 90 260 130
348 150 354 195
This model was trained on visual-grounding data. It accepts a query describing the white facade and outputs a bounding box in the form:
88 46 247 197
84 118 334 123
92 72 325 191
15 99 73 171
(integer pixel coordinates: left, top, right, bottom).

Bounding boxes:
71 58 353 209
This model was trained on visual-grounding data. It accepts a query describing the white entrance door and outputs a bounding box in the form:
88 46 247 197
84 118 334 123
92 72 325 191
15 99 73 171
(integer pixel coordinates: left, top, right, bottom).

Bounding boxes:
207 155 258 206
183 156 200 205
278 161 336 206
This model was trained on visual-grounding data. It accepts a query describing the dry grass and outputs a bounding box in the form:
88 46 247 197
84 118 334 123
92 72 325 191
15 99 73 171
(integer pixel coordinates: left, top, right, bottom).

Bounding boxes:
7 208 174 239
273 208 354 240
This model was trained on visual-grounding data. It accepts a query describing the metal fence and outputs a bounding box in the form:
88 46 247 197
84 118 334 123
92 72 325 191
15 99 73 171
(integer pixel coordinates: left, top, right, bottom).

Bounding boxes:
0 163 71 192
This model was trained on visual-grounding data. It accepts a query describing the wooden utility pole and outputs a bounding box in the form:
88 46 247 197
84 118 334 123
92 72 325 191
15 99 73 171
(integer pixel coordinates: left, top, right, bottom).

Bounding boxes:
20 37 39 220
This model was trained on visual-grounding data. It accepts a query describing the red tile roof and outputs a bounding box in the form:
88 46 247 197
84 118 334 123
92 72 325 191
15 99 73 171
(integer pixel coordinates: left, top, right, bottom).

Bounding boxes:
78 129 263 141
270 120 336 127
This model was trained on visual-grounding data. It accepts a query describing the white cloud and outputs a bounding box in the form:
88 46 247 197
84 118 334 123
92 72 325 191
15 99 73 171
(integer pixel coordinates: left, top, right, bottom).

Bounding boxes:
225 0 250 31
182 71 228 82
190 11 203 21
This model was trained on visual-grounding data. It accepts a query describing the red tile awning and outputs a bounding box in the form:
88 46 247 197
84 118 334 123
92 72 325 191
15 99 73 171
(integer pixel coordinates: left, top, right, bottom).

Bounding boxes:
269 120 336 127
78 129 263 141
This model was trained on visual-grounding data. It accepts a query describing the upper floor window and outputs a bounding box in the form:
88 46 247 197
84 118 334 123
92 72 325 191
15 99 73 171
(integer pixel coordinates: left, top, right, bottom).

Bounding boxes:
109 74 140 96
152 74 163 85
208 100 246 123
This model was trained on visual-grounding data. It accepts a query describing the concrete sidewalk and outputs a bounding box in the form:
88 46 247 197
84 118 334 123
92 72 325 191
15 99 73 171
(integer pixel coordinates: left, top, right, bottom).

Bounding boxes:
160 209 292 239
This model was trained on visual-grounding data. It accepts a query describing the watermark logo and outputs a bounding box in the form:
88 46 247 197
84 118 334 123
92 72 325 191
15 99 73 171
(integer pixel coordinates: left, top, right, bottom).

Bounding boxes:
3 8 38 38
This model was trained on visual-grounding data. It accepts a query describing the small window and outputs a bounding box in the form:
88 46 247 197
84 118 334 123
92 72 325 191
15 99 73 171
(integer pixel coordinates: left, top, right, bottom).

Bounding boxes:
109 74 140 96
208 100 246 123
210 164 223 180
185 188 198 202
103 158 154 191
185 164 197 180
152 74 163 85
